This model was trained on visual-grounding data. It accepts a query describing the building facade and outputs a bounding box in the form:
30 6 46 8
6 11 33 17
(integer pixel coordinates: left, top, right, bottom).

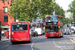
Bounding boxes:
0 0 14 26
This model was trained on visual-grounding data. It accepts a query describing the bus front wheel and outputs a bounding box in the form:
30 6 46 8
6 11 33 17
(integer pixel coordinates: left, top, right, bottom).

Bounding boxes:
12 42 15 44
28 41 31 43
47 37 50 38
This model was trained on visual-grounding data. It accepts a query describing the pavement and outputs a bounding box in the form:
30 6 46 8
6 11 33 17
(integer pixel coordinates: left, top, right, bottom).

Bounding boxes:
64 33 75 40
0 36 9 43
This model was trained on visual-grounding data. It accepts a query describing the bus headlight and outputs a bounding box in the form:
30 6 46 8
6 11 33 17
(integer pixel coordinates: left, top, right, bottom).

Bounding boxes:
57 33 59 35
12 38 13 39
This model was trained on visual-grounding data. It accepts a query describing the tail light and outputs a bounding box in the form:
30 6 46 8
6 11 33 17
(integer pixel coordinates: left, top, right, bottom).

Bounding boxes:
57 33 58 35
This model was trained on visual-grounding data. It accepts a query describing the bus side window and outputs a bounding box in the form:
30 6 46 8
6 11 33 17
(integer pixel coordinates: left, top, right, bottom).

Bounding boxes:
23 25 27 30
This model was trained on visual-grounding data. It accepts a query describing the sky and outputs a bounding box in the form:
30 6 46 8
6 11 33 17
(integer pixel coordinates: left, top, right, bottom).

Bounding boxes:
55 0 73 10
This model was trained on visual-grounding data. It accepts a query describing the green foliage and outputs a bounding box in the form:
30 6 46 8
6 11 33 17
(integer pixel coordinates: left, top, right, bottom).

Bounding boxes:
2 0 5 3
59 18 72 24
54 2 65 17
8 0 55 22
68 0 75 22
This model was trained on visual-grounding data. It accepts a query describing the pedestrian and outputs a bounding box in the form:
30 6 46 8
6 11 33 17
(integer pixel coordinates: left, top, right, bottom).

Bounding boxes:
70 30 72 36
1 29 4 39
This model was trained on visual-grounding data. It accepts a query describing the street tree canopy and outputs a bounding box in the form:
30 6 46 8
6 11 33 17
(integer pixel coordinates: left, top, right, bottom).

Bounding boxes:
7 0 55 22
68 0 75 22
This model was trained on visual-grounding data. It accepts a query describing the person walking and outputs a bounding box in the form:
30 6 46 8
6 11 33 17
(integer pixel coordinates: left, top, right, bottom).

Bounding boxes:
1 29 4 39
70 30 72 36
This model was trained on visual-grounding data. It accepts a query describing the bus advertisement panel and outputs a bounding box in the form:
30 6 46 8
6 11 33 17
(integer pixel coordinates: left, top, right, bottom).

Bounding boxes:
10 21 31 43
45 15 64 38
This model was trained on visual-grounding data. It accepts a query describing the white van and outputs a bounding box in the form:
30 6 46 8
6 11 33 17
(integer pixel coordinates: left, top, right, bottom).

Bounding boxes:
35 28 45 35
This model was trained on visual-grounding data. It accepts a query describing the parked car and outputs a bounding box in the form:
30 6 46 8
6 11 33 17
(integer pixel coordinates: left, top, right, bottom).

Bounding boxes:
31 30 38 37
64 28 70 35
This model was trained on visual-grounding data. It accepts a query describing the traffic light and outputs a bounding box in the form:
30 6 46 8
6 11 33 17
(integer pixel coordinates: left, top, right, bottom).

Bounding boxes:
0 21 1 41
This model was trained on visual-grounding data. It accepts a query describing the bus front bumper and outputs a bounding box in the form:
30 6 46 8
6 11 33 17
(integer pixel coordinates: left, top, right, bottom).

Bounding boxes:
45 33 59 37
11 38 31 42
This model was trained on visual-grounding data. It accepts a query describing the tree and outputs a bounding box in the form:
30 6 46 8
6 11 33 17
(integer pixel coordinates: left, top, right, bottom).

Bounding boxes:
38 0 55 18
8 0 55 22
8 0 39 22
68 0 75 22
54 2 65 17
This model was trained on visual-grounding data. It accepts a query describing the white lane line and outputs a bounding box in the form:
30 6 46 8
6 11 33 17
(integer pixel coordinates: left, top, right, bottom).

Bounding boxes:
0 44 10 50
70 39 75 43
53 39 63 50
31 38 43 50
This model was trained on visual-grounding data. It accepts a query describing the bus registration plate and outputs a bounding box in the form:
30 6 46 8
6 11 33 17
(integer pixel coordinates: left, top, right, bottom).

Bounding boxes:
18 40 22 41
50 36 53 37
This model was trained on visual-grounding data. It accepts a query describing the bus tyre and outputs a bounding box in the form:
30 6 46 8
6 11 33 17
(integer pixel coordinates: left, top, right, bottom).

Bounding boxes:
28 41 31 43
47 37 49 38
12 42 15 44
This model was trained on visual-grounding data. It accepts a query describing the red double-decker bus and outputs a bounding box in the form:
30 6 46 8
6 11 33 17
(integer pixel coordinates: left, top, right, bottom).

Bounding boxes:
10 21 31 44
45 15 64 38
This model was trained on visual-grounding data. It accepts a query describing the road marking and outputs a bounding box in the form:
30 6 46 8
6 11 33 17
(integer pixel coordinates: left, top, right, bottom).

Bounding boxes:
53 39 63 50
31 39 40 50
70 39 75 43
56 41 73 44
31 38 44 50
0 44 10 50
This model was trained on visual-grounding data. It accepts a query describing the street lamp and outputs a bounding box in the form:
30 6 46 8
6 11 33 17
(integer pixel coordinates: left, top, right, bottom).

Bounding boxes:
52 0 55 15
16 0 19 22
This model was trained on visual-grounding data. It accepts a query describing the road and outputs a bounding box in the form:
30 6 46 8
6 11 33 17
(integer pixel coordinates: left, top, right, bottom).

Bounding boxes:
0 34 75 50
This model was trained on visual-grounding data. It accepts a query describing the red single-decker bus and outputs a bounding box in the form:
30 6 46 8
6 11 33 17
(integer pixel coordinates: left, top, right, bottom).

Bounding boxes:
10 21 31 44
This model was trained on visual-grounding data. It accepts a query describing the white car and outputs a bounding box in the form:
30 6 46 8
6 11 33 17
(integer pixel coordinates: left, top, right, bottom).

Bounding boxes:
35 28 45 35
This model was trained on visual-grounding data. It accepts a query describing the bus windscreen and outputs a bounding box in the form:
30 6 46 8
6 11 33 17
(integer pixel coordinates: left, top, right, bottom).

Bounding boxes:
12 23 28 31
45 26 59 32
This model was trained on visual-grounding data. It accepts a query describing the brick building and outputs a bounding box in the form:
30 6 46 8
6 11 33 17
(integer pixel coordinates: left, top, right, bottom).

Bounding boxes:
0 0 14 26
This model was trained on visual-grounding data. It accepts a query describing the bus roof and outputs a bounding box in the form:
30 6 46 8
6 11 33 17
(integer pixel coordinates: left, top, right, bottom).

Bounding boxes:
45 15 63 18
11 21 30 24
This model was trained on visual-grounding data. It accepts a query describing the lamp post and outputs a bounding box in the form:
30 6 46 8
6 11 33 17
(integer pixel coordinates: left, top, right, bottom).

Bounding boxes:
52 0 55 15
16 0 19 22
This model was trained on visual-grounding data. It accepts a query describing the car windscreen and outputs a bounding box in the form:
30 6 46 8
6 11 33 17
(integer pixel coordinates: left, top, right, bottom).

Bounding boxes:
45 26 59 32
12 23 28 31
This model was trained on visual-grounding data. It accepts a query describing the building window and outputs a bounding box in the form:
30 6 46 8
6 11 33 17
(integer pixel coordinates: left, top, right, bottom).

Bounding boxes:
4 7 8 13
4 16 8 22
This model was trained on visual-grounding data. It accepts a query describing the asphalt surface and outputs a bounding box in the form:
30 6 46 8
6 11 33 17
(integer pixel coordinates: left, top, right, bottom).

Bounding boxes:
0 34 75 50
